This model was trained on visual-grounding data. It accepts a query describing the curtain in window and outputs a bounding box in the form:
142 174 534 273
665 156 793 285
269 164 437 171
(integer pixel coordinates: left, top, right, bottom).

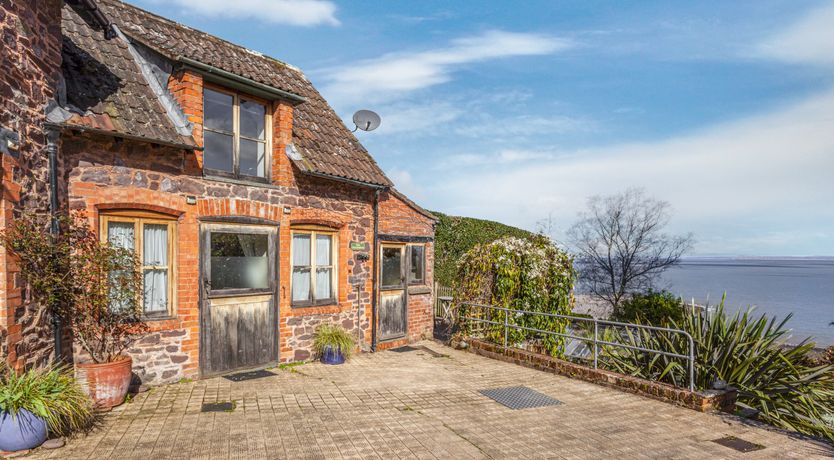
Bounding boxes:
108 221 135 249
143 224 168 313
315 235 332 300
292 234 311 302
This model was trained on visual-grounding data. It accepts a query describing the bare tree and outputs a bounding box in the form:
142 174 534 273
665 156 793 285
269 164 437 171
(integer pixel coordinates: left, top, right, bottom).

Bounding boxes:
568 188 693 310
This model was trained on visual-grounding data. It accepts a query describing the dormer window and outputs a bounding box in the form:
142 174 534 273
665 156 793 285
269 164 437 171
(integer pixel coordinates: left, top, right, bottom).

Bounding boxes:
203 87 270 182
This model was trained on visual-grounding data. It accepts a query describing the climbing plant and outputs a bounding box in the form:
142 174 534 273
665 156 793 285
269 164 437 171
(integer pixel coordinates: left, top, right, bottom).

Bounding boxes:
454 236 575 357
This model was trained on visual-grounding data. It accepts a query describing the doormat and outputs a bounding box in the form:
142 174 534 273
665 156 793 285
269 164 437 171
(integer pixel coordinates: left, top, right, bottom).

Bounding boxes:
389 345 420 353
479 386 562 410
222 369 276 382
201 401 236 412
712 436 765 453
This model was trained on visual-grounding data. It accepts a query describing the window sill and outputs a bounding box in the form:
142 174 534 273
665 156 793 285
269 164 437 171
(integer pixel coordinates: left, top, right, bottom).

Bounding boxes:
408 285 431 295
291 299 338 309
143 313 176 322
203 174 279 189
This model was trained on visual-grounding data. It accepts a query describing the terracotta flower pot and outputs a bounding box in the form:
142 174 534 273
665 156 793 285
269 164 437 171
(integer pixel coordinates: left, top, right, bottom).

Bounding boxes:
76 355 133 409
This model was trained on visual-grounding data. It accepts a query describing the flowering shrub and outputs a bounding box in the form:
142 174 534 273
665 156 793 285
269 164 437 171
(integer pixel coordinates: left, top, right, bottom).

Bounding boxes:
454 236 575 356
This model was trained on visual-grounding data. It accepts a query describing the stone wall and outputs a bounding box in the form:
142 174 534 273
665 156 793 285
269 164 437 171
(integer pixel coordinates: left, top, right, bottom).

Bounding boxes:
0 0 63 370
281 309 370 362
62 131 379 383
128 328 191 386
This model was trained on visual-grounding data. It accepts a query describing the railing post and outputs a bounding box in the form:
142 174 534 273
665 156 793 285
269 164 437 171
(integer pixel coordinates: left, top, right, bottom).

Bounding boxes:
688 335 695 392
593 319 599 369
503 310 508 349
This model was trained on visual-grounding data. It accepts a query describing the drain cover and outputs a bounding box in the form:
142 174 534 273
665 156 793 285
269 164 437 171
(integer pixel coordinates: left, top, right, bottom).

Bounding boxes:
712 436 765 453
222 369 276 382
390 345 420 353
201 401 235 412
479 386 562 410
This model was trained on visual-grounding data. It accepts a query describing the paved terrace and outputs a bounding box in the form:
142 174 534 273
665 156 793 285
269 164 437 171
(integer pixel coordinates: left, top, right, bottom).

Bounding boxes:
30 342 833 459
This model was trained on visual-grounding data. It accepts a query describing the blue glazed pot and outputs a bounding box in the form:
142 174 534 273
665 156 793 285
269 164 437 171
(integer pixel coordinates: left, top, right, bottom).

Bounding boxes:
320 345 346 365
0 409 48 452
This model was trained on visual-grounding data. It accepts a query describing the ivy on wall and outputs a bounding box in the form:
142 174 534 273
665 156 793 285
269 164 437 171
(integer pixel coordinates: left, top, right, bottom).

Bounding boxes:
454 236 576 356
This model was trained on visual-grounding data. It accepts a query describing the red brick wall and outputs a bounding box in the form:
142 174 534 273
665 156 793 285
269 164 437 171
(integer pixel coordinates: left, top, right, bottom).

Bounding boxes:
0 0 63 371
377 192 436 347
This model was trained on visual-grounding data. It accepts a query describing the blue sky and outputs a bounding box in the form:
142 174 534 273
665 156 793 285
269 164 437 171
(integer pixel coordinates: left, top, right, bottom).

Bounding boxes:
135 0 834 256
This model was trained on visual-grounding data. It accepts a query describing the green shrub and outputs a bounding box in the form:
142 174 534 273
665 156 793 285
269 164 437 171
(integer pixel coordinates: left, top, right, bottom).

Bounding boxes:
0 364 95 436
312 324 355 360
455 236 575 356
600 300 834 441
432 211 537 287
612 289 685 325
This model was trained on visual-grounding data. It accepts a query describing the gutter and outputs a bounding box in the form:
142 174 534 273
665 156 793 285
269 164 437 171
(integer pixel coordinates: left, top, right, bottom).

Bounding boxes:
44 122 200 151
178 57 306 105
301 170 390 190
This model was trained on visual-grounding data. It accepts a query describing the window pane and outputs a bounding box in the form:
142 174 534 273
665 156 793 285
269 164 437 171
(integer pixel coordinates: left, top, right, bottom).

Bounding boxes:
210 232 269 290
239 139 265 178
292 268 310 302
315 234 332 266
240 99 265 139
143 269 167 313
203 130 233 172
292 234 311 266
143 224 168 266
381 247 402 287
107 221 135 250
409 245 424 283
204 89 233 131
315 268 332 300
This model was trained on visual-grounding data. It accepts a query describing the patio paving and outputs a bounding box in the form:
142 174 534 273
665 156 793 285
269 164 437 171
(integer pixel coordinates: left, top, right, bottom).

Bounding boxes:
28 342 834 459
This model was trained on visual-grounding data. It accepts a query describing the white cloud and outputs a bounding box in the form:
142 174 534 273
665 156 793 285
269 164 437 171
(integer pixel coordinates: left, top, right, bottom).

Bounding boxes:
424 86 834 254
320 30 572 105
454 114 594 139
373 101 464 135
168 0 339 27
756 1 834 66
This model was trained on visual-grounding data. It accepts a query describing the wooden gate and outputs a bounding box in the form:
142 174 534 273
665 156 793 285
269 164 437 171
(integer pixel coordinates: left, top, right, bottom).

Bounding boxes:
200 223 278 376
379 244 407 340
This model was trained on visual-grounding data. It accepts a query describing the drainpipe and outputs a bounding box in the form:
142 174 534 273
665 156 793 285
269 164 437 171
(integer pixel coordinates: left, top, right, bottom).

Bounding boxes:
46 128 62 362
370 188 382 352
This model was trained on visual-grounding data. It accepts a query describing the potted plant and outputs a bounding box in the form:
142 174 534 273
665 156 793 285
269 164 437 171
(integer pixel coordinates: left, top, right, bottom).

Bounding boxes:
312 324 355 365
68 218 146 409
0 364 94 452
0 214 147 410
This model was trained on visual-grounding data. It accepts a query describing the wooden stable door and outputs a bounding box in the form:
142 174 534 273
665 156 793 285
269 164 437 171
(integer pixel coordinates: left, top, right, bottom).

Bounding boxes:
379 244 407 340
200 223 278 376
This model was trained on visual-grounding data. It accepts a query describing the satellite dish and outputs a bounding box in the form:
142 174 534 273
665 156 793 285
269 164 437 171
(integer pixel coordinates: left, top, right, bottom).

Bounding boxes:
352 110 381 132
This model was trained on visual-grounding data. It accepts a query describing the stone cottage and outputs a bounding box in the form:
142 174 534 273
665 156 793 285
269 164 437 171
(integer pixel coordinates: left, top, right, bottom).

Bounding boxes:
0 0 436 385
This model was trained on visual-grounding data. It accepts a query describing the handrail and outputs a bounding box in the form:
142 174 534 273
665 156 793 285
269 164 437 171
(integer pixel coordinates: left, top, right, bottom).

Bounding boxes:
458 302 696 392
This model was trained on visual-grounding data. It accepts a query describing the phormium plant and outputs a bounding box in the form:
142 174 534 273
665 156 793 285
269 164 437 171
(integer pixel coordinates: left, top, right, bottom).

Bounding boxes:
599 299 834 442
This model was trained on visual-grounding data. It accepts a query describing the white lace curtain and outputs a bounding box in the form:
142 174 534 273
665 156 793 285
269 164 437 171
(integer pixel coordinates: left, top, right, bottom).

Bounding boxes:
143 224 168 313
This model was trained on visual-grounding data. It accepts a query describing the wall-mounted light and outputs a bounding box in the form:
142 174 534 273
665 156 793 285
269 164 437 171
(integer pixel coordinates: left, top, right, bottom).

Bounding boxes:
283 206 291 214
186 196 197 205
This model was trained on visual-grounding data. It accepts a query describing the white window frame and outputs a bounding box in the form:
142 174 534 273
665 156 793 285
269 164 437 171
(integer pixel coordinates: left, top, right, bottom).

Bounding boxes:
290 229 338 307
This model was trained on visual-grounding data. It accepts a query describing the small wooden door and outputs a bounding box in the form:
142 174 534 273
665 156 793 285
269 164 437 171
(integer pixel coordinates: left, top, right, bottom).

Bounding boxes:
200 223 278 376
379 244 407 340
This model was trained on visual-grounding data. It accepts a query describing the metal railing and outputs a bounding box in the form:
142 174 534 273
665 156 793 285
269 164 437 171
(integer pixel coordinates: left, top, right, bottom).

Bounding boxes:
458 302 696 392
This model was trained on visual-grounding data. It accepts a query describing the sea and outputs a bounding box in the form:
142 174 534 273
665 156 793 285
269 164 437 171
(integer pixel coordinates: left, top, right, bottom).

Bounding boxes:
661 257 834 347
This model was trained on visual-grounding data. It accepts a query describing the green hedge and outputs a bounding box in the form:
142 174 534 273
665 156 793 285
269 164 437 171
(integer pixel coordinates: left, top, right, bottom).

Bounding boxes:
431 211 536 286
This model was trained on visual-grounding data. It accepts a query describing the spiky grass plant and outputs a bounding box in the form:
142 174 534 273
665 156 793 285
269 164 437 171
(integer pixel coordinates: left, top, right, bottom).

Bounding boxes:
0 364 95 436
312 324 355 360
599 298 834 442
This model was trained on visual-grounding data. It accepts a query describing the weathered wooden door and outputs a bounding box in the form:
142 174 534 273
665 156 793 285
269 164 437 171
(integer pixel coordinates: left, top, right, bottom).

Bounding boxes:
200 223 278 376
379 244 407 340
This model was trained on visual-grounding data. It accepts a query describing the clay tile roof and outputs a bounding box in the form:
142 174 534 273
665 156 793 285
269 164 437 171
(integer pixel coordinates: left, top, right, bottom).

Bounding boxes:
95 0 392 187
60 3 197 149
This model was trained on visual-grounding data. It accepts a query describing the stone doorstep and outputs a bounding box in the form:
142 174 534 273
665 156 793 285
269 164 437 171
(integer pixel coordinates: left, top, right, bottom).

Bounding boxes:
461 338 738 413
